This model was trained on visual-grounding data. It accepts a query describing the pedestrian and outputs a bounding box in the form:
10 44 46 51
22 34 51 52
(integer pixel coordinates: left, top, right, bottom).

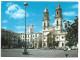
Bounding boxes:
64 54 68 57
2 46 5 51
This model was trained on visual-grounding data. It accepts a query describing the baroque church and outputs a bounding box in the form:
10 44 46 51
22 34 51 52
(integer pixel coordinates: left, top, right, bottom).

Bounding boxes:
42 3 67 49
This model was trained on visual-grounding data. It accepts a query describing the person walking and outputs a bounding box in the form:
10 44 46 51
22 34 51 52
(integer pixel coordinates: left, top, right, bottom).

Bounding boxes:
2 46 5 51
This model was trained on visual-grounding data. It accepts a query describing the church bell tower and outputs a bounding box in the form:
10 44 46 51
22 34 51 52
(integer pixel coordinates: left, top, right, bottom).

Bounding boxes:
55 3 63 33
42 7 50 48
42 7 50 31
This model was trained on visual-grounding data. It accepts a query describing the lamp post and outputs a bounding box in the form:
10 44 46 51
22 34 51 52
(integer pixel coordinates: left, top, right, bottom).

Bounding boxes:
23 2 28 54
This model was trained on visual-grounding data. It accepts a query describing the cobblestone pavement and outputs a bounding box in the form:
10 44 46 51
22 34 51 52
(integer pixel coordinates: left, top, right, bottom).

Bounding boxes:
1 49 78 57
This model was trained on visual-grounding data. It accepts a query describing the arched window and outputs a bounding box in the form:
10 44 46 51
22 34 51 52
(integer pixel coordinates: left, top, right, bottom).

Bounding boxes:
57 21 58 26
61 21 62 26
44 28 45 30
33 35 34 37
31 35 32 37
62 43 64 46
57 11 58 14
44 23 45 27
57 37 58 39
44 43 45 46
28 35 29 38
44 37 45 39
62 36 64 39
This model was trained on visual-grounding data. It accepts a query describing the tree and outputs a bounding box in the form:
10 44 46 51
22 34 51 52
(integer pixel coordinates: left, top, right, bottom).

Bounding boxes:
66 41 73 46
1 37 8 48
53 40 59 47
64 16 78 46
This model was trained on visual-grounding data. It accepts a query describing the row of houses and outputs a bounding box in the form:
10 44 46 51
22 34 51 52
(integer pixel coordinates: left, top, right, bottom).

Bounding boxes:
1 27 42 49
1 29 18 48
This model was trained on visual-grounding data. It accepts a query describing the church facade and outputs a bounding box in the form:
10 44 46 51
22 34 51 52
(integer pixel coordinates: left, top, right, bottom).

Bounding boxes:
42 3 67 49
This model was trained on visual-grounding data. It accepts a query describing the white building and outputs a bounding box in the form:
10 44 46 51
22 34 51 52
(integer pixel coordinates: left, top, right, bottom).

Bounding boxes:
27 24 34 33
20 25 42 48
42 3 67 48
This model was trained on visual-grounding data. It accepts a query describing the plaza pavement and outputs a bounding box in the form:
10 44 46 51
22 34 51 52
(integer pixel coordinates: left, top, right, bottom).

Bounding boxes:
1 49 78 57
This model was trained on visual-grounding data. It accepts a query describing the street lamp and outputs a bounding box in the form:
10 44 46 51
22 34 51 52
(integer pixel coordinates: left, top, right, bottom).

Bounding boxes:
23 2 28 54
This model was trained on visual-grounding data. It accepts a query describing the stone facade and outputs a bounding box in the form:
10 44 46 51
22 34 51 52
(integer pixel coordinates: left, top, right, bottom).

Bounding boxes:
42 3 67 48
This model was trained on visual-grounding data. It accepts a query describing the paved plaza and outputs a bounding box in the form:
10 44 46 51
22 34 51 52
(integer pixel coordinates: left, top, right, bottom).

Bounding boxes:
1 49 78 57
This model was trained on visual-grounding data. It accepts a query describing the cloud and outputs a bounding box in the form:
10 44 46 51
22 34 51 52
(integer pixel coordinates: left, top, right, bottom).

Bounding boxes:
2 26 7 29
5 3 29 19
6 2 12 7
72 4 78 8
63 11 77 16
2 20 8 23
15 26 26 29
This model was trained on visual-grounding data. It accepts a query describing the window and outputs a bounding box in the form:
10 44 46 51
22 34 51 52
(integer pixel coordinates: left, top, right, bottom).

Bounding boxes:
44 28 45 30
33 35 34 37
23 36 24 38
44 23 45 27
57 21 58 26
31 35 32 37
35 34 37 37
26 35 27 38
61 21 62 26
28 39 29 42
62 36 64 39
57 26 58 28
23 39 24 42
14 39 15 42
57 11 58 14
44 37 45 39
33 39 34 41
44 43 45 46
62 43 64 46
57 37 58 39
28 35 29 38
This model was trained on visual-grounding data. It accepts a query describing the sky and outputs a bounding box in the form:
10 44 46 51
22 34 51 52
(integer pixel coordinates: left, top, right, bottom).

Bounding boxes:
1 1 78 33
